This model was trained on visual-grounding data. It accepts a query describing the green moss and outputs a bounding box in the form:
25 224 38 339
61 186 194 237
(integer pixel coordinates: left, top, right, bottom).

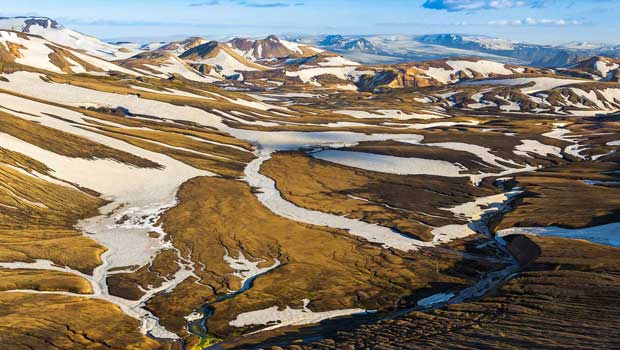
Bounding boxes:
191 333 223 350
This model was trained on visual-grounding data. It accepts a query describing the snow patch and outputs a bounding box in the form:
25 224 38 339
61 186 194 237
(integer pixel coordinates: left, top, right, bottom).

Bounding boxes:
229 298 367 332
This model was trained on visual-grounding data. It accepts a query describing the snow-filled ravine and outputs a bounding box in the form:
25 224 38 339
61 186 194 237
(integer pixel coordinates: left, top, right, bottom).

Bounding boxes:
0 131 208 339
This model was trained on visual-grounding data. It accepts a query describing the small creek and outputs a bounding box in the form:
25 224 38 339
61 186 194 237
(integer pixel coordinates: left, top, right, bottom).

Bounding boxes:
186 128 530 349
207 172 524 349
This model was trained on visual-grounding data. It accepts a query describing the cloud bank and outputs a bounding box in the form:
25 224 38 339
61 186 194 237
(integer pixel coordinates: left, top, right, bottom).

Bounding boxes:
488 17 584 26
422 0 540 12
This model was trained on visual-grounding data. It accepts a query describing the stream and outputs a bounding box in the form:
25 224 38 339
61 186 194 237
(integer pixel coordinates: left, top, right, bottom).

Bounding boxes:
185 130 528 349
206 171 524 349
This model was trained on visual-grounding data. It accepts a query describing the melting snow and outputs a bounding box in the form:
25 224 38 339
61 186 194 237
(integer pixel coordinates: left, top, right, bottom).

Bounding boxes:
514 140 563 158
311 150 467 177
229 298 367 332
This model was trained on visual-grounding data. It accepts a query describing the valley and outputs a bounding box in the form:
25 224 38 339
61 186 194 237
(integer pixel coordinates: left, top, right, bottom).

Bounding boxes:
0 15 618 350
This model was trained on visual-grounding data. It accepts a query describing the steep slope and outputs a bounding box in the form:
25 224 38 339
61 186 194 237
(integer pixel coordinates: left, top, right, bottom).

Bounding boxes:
0 30 138 75
118 51 221 82
0 16 138 60
179 41 268 79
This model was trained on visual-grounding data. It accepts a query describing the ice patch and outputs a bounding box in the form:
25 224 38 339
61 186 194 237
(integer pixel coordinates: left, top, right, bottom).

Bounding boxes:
417 292 455 307
497 223 620 247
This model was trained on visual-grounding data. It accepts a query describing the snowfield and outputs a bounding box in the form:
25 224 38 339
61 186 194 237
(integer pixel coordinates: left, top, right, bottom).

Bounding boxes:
335 109 445 120
424 60 514 84
286 66 372 86
514 140 563 158
311 150 467 177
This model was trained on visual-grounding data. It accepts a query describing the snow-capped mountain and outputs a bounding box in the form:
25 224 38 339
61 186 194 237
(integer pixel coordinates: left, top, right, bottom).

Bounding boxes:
0 29 138 75
0 16 139 60
299 34 526 66
417 34 620 67
319 35 378 52
299 33 620 68
417 34 517 52
179 40 268 79
226 35 322 61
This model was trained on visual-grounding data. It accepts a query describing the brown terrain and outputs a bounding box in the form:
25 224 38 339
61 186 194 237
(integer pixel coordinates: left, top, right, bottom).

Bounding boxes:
268 235 620 350
0 18 618 350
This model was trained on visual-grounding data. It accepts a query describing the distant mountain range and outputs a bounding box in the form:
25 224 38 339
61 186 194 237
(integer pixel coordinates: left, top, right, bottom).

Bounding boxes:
1 15 619 96
8 16 616 69
295 33 620 67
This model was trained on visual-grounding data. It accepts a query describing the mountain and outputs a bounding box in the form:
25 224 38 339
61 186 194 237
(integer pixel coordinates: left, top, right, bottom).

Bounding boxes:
357 58 545 91
319 35 377 52
417 34 620 67
227 35 322 61
157 37 208 55
0 16 138 59
302 33 620 68
427 75 620 116
300 34 528 66
179 40 268 79
118 51 221 82
559 56 620 81
417 34 517 52
319 35 345 46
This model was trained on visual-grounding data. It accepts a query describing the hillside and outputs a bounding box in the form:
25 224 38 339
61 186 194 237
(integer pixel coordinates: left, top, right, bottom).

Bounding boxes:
0 30 137 75
0 16 138 59
118 51 221 82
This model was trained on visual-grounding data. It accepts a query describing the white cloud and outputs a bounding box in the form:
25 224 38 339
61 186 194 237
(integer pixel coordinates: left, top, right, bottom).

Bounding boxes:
488 17 584 26
422 0 533 12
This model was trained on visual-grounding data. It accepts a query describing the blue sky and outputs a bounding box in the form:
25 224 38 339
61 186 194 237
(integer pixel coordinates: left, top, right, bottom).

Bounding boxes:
2 0 619 44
